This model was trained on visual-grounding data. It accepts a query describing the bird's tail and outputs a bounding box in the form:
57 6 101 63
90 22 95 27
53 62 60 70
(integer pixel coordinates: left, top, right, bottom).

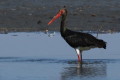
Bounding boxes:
97 40 106 49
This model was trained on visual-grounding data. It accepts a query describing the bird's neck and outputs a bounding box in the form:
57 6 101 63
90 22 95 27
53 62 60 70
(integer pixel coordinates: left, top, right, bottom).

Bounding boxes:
60 15 67 34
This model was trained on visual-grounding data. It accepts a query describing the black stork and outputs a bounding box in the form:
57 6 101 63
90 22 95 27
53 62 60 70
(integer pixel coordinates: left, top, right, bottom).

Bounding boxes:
48 8 106 64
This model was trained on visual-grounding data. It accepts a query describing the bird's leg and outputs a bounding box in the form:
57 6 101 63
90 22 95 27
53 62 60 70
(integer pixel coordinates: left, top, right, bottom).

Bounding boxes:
77 54 81 62
80 50 82 64
75 49 82 64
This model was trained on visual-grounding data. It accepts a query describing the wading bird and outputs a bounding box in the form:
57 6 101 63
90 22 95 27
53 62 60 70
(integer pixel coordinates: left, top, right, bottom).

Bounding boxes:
48 8 106 64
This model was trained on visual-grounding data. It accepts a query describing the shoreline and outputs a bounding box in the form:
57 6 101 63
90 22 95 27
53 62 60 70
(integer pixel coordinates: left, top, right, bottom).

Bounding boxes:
0 27 118 34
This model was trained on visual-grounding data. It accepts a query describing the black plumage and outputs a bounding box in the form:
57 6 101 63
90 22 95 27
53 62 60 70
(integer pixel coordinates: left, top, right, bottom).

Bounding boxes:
48 8 106 63
61 29 106 50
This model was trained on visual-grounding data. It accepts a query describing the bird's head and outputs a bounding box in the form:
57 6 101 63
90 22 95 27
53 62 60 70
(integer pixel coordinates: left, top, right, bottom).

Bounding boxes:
48 8 67 25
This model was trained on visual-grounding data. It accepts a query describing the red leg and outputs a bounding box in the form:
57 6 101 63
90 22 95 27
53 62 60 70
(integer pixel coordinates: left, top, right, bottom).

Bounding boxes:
77 54 81 62
75 49 82 64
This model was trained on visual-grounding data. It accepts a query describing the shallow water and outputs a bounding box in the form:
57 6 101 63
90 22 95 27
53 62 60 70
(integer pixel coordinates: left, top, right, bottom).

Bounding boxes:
0 32 120 80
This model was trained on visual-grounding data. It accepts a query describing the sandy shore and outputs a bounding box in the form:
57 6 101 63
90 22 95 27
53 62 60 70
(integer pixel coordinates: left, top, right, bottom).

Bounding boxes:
0 0 120 32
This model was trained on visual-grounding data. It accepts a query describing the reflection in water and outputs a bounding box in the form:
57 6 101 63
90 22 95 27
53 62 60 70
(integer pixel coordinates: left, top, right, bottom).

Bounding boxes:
61 60 107 80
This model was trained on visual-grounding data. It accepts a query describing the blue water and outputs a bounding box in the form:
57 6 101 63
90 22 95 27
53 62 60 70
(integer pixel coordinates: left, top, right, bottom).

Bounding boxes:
0 32 120 80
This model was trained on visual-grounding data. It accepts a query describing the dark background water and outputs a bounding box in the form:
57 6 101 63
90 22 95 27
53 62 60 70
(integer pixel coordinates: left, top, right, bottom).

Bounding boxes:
0 0 120 32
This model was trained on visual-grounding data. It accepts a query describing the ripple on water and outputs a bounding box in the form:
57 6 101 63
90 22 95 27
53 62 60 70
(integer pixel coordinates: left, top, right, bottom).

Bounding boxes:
0 57 119 64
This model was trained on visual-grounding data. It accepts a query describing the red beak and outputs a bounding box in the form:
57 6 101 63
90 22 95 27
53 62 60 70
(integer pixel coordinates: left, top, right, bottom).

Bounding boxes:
48 11 62 25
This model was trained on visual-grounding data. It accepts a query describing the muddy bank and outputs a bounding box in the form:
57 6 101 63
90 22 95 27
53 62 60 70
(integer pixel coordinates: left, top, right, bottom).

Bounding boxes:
0 0 120 32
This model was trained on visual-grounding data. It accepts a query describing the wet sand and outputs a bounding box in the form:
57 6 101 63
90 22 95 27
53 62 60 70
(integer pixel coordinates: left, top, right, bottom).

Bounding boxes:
0 0 120 32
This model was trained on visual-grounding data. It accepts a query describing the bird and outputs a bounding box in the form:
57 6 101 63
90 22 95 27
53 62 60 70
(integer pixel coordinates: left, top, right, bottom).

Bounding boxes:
48 8 106 64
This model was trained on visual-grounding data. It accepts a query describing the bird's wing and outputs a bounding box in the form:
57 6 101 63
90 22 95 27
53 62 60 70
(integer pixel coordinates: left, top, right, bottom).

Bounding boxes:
63 30 98 47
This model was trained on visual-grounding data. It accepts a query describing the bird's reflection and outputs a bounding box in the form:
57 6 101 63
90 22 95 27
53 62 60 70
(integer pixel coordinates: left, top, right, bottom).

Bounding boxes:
61 60 107 80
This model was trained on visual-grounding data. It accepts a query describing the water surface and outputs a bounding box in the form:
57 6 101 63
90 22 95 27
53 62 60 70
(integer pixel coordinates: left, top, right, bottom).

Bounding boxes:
0 32 120 80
